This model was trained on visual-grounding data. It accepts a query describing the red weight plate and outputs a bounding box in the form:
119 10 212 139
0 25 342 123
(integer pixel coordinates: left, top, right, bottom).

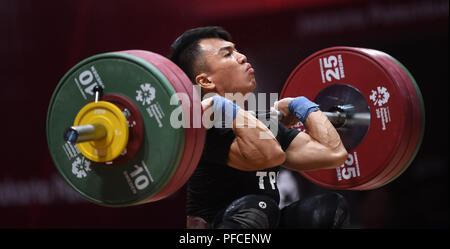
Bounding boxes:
338 48 414 190
359 50 424 189
379 55 424 187
347 50 413 189
280 47 413 190
352 50 419 190
101 94 145 166
324 48 413 191
352 51 410 189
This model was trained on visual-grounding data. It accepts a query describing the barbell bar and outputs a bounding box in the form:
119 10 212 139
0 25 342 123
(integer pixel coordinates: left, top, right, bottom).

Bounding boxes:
46 47 424 206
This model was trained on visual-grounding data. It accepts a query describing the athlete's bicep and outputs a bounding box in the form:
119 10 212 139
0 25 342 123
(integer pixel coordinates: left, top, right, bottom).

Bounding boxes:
227 139 255 171
227 121 296 171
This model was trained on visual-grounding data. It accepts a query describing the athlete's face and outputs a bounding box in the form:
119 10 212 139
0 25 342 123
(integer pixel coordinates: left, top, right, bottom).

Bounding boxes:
196 38 256 96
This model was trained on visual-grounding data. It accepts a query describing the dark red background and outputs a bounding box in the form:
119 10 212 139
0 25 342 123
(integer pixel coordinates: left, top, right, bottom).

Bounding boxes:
1 0 448 228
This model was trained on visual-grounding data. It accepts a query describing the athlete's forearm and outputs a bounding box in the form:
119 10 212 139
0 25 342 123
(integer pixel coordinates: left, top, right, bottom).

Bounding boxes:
276 97 347 170
278 96 346 152
303 111 345 152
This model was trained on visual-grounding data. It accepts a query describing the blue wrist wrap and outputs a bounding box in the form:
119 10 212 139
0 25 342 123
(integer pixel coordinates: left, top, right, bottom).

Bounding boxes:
288 96 320 123
212 96 240 128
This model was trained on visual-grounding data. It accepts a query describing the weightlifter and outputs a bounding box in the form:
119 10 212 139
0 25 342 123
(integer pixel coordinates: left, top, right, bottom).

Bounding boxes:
169 26 350 229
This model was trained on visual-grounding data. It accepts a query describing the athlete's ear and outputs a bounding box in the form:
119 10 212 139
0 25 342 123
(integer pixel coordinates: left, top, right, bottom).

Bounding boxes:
195 73 215 91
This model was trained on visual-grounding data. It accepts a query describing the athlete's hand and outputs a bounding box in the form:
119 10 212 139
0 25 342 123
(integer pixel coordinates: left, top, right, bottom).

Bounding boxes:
201 95 241 129
201 96 214 112
274 98 299 127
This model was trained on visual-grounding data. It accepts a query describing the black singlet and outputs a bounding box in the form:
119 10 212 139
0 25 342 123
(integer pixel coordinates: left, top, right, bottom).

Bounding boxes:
186 120 300 223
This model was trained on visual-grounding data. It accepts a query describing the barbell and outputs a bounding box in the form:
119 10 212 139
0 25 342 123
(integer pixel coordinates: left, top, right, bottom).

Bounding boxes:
46 47 425 207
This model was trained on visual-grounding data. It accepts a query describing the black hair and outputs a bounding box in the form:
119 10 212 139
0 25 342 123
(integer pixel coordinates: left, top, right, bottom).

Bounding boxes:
168 26 232 83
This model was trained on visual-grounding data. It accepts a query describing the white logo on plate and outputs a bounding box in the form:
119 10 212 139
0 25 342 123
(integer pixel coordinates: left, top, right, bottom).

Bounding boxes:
369 86 390 107
72 157 91 179
136 83 156 106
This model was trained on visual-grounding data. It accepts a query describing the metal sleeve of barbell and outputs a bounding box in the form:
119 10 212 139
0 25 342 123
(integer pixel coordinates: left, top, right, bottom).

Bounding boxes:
64 124 107 143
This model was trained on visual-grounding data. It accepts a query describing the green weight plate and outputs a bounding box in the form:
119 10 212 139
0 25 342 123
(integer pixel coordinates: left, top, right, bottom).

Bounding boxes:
46 52 185 206
118 50 197 203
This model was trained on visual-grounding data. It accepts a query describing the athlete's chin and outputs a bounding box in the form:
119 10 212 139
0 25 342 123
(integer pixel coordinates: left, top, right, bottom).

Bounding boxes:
249 80 256 91
241 83 256 95
234 78 256 95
